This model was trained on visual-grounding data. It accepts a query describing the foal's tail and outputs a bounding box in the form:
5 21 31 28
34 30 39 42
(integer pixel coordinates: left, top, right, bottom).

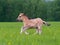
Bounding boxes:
43 21 50 26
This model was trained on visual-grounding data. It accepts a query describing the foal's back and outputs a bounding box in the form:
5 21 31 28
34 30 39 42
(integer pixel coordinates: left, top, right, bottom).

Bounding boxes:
30 18 43 23
28 18 43 26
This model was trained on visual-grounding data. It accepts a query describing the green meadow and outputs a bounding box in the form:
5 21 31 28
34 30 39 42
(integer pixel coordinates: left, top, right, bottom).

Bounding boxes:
0 22 60 45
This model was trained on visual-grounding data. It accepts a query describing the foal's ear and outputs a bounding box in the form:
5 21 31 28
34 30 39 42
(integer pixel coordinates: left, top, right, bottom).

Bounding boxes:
22 13 25 16
19 13 24 16
22 13 25 15
21 13 26 16
19 13 27 17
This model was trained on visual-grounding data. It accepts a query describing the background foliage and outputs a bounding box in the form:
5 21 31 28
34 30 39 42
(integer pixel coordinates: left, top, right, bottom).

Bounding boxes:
0 0 60 22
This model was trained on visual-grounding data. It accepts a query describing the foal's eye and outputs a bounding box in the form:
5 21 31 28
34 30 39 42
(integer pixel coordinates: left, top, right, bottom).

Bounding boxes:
19 16 21 17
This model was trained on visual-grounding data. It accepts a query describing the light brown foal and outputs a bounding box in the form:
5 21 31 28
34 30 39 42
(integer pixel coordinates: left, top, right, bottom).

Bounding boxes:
17 13 50 35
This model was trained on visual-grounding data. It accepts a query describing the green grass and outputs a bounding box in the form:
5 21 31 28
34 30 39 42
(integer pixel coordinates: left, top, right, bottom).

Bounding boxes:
0 22 60 45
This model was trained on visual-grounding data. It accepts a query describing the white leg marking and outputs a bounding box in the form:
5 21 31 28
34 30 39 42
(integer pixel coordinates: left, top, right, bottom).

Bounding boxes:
38 26 42 35
20 26 29 34
24 32 29 35
20 27 23 34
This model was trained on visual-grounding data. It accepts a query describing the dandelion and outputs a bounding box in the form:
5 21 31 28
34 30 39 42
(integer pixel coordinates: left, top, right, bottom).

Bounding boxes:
8 41 11 45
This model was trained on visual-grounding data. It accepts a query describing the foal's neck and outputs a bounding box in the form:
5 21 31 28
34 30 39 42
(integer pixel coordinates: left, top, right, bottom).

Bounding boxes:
22 16 29 23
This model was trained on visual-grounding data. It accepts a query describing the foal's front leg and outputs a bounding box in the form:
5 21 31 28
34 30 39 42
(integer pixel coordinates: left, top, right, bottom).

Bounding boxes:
20 26 29 35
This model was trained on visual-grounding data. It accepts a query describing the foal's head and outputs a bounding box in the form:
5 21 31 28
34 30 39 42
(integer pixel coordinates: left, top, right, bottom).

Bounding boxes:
17 13 28 21
17 13 24 21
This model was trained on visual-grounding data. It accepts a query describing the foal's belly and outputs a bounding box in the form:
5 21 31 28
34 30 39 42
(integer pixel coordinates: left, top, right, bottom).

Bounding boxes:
28 23 37 28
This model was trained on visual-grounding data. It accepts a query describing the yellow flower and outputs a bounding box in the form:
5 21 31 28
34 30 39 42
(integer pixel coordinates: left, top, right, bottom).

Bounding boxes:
8 42 11 45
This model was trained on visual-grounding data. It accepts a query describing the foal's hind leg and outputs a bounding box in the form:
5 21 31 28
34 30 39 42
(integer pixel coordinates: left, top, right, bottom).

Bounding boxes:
38 26 42 35
20 26 29 35
34 27 39 34
34 25 42 35
35 26 42 35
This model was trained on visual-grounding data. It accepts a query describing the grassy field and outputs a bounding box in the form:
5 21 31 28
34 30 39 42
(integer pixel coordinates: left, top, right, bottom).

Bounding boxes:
0 22 60 45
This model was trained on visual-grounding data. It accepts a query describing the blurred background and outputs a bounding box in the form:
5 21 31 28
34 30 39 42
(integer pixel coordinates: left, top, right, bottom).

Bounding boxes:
0 0 60 22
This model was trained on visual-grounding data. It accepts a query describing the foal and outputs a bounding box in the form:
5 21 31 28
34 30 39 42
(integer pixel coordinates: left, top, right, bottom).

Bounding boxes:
17 13 50 35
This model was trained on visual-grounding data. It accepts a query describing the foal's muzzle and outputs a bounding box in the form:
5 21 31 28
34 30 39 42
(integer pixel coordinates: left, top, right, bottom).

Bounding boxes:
16 18 19 21
16 18 22 22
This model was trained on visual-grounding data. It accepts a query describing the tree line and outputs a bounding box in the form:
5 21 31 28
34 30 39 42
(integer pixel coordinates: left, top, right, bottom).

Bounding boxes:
0 0 60 22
